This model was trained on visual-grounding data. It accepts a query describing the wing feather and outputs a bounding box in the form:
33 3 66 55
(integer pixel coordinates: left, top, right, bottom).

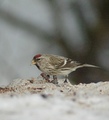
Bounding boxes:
48 54 80 69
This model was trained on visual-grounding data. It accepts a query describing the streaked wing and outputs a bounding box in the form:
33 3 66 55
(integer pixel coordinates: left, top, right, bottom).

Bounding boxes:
49 54 80 69
49 55 65 68
61 58 81 68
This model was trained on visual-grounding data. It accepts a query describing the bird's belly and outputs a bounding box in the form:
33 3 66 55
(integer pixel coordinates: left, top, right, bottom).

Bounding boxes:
58 70 71 75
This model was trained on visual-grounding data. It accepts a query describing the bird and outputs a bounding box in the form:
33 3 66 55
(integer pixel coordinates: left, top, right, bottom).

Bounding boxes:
31 54 98 84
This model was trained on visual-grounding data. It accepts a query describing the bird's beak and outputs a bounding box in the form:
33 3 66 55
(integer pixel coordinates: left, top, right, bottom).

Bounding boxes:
31 60 37 65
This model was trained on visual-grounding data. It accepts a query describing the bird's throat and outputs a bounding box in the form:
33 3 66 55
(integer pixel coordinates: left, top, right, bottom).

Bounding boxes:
36 64 40 70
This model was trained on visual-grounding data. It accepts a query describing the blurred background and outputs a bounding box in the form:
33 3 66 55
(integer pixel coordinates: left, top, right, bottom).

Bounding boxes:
0 0 109 85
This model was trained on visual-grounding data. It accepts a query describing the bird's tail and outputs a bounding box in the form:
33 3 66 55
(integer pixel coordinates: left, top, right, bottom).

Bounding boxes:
76 64 99 70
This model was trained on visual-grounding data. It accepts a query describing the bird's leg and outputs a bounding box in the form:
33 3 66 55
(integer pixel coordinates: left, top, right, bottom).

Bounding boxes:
64 75 68 83
51 75 58 84
40 73 50 82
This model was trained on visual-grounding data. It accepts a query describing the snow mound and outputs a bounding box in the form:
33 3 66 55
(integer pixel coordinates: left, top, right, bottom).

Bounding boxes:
0 78 109 120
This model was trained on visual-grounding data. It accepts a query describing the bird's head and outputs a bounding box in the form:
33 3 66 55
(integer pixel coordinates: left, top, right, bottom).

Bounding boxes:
31 54 42 65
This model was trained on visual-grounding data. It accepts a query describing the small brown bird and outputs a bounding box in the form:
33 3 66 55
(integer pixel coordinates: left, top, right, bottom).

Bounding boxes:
31 54 98 84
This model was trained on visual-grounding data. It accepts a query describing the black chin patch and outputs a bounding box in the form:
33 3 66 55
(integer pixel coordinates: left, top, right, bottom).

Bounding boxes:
36 64 40 70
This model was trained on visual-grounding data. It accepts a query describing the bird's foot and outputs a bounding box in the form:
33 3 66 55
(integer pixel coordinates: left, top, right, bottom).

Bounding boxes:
50 75 58 84
40 73 50 82
64 79 68 83
50 80 58 84
64 76 68 83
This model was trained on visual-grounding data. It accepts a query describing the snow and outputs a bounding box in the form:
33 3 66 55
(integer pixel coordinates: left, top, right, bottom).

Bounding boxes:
0 94 109 120
0 79 109 120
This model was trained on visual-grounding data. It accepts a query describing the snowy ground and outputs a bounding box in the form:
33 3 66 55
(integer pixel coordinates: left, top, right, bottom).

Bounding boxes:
0 78 109 120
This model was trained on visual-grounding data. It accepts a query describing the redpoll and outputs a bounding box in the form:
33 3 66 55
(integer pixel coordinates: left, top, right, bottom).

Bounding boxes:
31 54 98 84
